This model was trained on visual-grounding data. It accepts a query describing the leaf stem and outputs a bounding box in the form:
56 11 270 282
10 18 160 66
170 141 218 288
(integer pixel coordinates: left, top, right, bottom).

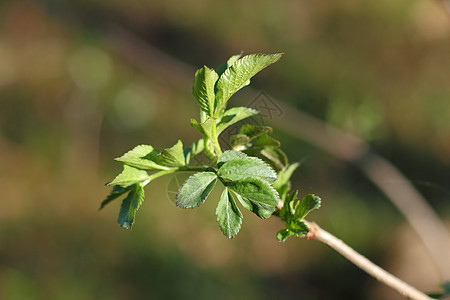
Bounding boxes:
303 220 435 300
148 165 214 181
203 138 219 164
211 119 223 156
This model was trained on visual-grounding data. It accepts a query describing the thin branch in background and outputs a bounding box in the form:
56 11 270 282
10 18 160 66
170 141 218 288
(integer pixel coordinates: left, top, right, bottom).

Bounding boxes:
303 220 435 300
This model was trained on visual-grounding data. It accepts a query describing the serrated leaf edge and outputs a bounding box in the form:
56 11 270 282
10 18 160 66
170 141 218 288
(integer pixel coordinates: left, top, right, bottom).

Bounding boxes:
216 188 243 239
175 172 218 208
218 156 277 184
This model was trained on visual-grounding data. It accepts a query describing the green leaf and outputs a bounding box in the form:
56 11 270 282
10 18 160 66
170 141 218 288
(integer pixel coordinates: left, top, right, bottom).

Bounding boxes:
273 163 300 191
156 140 186 167
176 172 218 208
190 139 205 156
230 125 279 149
193 66 219 116
226 53 243 67
214 53 283 116
276 181 291 201
115 145 167 170
100 185 132 210
277 221 309 242
288 219 309 236
231 124 286 170
191 118 220 157
216 188 243 238
217 150 247 167
108 165 150 188
234 192 275 219
230 134 251 148
225 177 279 207
246 147 288 171
279 191 297 222
239 124 272 141
294 194 321 220
277 192 320 242
199 110 207 123
276 228 293 242
273 163 300 198
184 139 204 165
261 147 288 170
216 107 258 134
251 134 280 148
191 118 215 140
215 52 243 77
218 157 277 183
118 184 145 230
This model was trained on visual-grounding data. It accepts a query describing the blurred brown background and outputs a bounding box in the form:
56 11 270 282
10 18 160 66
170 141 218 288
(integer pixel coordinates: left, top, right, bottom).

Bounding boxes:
0 0 449 299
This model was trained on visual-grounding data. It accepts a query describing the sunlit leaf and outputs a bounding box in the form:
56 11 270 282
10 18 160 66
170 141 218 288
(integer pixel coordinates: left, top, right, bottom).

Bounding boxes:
217 150 247 167
239 124 272 141
251 134 280 148
245 147 288 171
273 163 300 190
191 118 215 140
184 139 204 164
277 192 319 241
218 156 277 183
224 177 279 207
193 66 218 116
216 107 258 134
261 147 288 169
118 184 145 230
230 125 279 149
276 228 292 242
216 188 243 238
100 185 132 210
176 172 218 208
289 219 309 235
234 192 275 219
230 134 251 148
294 194 321 220
108 165 150 188
273 163 300 198
215 52 243 77
279 191 297 222
115 145 167 170
214 53 283 116
156 140 186 167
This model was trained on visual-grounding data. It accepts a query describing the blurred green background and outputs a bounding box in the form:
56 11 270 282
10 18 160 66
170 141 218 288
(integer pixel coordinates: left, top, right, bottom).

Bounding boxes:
0 0 449 299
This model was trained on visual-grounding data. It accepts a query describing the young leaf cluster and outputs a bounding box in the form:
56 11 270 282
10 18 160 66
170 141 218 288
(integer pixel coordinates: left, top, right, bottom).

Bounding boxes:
101 52 321 241
101 53 291 237
276 192 321 242
190 53 283 161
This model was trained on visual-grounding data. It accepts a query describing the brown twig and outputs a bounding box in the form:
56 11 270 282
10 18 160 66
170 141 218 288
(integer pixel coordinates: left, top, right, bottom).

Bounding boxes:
278 198 434 299
303 220 435 300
